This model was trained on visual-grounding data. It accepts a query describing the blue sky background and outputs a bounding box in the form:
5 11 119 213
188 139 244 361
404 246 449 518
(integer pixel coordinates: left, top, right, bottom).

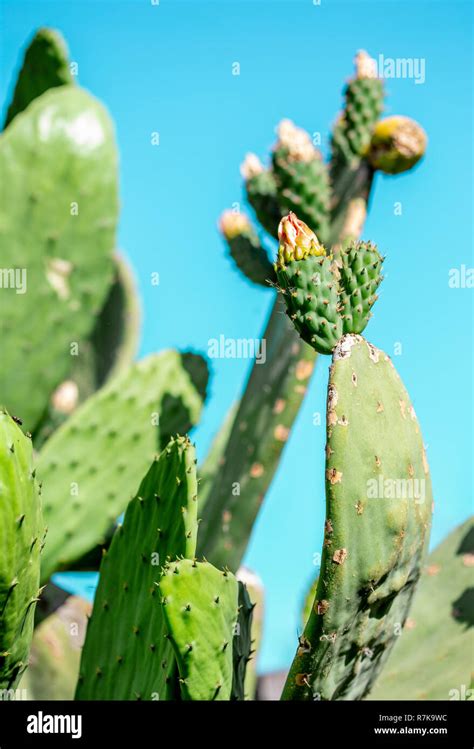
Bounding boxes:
1 0 472 673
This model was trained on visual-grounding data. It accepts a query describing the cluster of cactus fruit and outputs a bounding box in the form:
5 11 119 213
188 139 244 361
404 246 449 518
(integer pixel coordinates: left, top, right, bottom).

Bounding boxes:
1 28 456 702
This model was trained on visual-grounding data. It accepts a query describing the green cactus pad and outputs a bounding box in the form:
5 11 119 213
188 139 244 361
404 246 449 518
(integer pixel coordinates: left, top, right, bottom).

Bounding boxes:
0 411 45 689
4 28 74 129
75 436 198 700
369 517 474 700
277 239 383 355
282 335 432 700
273 146 331 245
0 86 118 432
160 558 239 701
245 169 283 239
222 216 275 287
231 581 255 700
38 351 207 582
344 77 384 157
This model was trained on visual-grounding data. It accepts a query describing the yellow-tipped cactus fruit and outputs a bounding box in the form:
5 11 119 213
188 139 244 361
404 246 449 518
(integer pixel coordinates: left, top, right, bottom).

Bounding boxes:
368 116 427 174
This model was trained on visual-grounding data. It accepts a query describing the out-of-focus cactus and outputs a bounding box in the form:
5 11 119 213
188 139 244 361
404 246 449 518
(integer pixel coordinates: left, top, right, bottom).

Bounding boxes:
0 86 118 432
219 211 275 287
368 116 427 175
34 253 142 447
19 596 90 700
3 28 74 129
160 559 239 701
241 153 283 239
38 351 208 583
0 412 45 689
272 119 331 244
76 437 198 700
369 517 473 701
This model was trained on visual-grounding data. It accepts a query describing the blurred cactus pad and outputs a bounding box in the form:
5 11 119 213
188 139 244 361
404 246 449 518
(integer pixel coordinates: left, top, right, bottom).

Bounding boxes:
1 28 466 705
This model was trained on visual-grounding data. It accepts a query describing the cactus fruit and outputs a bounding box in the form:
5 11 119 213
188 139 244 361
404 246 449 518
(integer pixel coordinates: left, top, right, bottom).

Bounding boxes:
38 351 207 583
368 116 427 175
3 28 73 129
241 154 283 239
219 210 275 287
272 120 331 244
369 517 474 700
276 214 383 354
0 85 118 432
0 412 45 689
282 335 432 700
76 436 198 700
159 559 239 701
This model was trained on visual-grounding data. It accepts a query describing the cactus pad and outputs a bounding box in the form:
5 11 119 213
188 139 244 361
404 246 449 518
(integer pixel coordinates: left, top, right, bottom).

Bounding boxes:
231 581 255 700
369 517 474 700
0 86 118 431
76 436 198 700
272 120 331 244
241 153 283 239
160 559 239 701
219 211 275 287
38 351 207 582
0 411 45 689
4 28 74 129
282 335 432 700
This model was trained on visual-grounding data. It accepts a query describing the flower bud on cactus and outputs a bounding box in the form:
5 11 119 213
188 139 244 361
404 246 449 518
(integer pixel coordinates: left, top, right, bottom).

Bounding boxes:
219 210 251 240
276 212 324 266
368 116 427 174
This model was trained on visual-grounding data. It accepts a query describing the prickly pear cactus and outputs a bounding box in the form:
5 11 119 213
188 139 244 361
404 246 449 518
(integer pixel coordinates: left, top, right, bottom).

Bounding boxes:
241 153 283 239
38 351 207 582
0 85 118 432
276 214 383 354
160 559 239 701
282 335 432 700
219 210 275 287
4 28 74 129
76 436 198 700
272 120 331 244
368 116 427 175
0 411 45 689
369 517 474 701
